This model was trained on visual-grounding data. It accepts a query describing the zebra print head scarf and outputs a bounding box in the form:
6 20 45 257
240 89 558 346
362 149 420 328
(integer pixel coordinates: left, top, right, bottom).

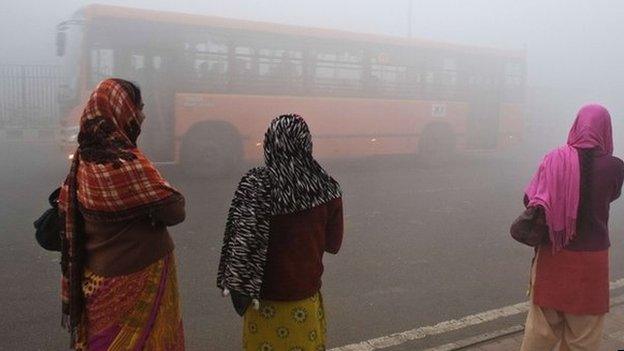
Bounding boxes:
217 114 342 315
264 114 342 214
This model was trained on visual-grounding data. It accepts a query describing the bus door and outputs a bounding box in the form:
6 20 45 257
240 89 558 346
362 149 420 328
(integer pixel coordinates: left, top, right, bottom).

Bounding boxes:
122 51 176 162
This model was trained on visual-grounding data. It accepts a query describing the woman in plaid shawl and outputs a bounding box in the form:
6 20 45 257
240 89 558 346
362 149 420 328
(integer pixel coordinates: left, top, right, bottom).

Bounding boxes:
58 79 186 350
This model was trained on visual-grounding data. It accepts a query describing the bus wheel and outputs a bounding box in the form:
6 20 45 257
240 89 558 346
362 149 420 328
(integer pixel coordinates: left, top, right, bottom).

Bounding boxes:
418 123 456 155
180 122 243 178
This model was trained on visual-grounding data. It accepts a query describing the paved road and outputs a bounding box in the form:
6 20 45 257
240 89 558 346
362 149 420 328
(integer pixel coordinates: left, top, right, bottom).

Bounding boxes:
2 140 624 350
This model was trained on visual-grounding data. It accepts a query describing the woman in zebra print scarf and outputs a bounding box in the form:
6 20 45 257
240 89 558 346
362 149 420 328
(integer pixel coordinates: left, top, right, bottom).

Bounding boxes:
218 114 344 350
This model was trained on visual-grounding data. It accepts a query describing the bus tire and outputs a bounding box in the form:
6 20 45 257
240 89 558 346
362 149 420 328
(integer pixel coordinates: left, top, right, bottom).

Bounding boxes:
418 123 456 155
180 121 243 178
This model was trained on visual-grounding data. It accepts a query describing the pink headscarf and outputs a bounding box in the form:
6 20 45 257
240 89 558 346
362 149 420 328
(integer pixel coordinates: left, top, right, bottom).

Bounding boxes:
525 104 613 251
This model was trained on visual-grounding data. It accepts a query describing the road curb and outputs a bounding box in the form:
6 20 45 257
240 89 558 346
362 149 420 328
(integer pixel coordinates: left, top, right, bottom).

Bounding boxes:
330 279 624 351
422 293 624 351
422 325 525 351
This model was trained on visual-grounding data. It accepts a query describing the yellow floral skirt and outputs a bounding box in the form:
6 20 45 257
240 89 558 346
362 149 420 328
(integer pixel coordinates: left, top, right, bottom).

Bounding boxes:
243 293 327 351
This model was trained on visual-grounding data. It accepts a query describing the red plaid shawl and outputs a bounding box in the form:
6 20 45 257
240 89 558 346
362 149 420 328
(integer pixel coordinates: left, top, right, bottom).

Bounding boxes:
58 79 180 346
76 152 178 221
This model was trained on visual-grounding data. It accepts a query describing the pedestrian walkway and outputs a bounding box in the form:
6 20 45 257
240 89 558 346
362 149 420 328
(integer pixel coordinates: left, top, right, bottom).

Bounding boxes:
452 301 624 351
331 287 624 351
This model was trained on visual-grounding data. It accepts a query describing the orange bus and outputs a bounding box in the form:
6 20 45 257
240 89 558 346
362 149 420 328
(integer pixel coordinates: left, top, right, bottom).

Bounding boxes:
56 4 525 176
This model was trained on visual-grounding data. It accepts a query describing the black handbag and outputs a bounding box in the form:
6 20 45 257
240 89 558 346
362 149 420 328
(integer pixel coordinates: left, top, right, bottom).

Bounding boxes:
510 206 549 247
34 187 62 251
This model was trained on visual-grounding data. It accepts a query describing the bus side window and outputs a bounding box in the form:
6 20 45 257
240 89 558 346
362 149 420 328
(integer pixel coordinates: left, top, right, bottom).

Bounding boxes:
407 68 423 95
153 56 163 71
442 58 458 86
370 51 409 98
150 55 171 82
130 54 146 84
258 48 282 83
196 41 228 78
255 46 301 93
313 49 362 96
91 48 114 86
314 52 337 94
337 51 362 91
505 61 523 86
231 46 254 85
279 51 303 79
504 61 524 102
183 36 229 91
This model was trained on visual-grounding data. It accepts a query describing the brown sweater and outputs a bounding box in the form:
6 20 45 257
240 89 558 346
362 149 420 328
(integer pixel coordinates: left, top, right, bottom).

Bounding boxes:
260 197 344 301
83 196 185 277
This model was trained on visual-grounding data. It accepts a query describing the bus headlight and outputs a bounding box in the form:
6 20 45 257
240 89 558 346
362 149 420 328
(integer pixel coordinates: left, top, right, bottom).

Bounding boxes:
61 126 79 143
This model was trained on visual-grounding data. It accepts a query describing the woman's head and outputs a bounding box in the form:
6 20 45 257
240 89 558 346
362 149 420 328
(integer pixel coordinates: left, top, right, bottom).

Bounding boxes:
260 113 342 215
263 114 313 166
568 104 613 155
77 78 146 164
79 78 145 144
113 79 143 111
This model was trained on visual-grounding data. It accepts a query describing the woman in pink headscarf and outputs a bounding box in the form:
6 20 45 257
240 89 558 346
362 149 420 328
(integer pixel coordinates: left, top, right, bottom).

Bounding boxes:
520 104 624 350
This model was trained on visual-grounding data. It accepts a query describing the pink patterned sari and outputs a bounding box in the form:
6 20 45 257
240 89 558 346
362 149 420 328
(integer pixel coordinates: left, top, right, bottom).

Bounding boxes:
76 254 185 351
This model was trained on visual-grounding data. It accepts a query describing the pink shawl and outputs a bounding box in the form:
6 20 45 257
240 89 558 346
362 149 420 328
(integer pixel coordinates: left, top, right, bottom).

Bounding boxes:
525 104 613 251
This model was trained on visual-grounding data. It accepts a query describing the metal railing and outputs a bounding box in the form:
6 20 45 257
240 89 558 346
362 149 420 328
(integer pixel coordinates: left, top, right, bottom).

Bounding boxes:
0 65 63 129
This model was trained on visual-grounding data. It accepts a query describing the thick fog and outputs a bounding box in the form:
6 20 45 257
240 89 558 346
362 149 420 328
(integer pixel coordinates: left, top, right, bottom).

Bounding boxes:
3 1 624 350
4 1 624 90
4 0 624 139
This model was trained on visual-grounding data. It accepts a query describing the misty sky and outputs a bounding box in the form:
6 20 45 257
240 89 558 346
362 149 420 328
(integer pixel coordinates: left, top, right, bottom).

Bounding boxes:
2 0 624 108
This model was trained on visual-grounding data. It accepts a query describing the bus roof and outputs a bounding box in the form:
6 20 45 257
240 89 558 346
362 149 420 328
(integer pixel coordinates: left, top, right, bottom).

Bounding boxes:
81 4 524 59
